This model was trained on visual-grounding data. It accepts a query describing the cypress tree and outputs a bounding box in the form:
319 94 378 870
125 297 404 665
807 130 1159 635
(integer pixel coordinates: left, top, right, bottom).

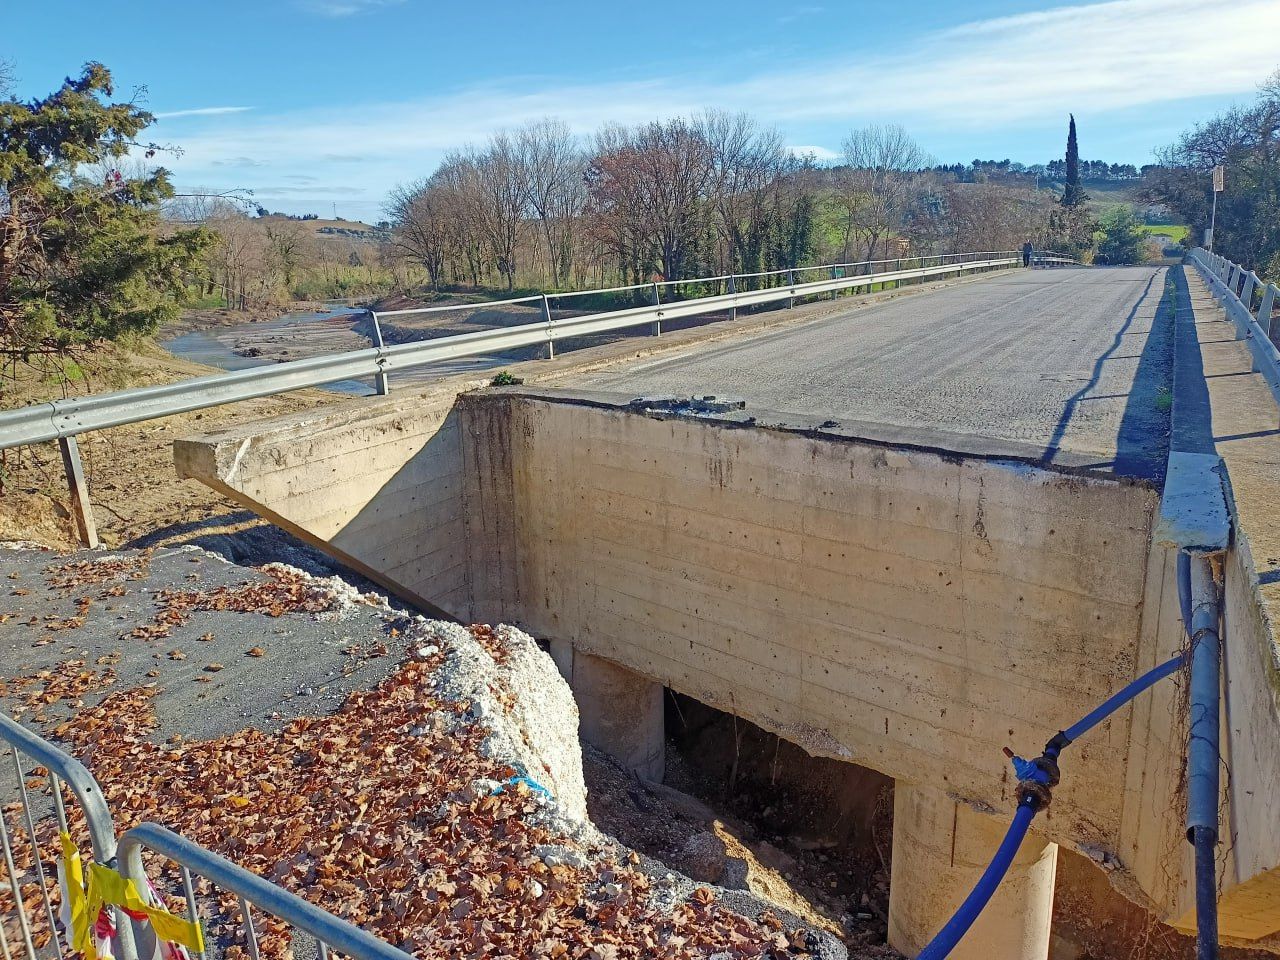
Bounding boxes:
1062 114 1085 207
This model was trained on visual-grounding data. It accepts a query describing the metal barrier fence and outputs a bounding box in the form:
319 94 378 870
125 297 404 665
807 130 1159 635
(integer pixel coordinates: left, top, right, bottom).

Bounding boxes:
0 250 1041 453
0 715 411 960
0 248 1078 545
118 824 413 960
1188 247 1280 409
0 712 138 960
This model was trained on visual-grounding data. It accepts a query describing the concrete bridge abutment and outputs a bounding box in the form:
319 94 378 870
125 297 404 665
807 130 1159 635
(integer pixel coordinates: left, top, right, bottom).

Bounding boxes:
174 382 1280 950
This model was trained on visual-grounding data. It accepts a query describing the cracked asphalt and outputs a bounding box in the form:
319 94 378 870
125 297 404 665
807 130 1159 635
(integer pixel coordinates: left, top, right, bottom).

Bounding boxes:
575 266 1174 480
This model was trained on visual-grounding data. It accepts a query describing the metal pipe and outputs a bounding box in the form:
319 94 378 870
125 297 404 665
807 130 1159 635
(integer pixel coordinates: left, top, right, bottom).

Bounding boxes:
1185 553 1221 960
0 804 37 960
12 749 63 958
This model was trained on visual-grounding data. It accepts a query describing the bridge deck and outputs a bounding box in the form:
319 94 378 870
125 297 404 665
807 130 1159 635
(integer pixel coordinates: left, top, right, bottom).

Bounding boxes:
574 266 1173 480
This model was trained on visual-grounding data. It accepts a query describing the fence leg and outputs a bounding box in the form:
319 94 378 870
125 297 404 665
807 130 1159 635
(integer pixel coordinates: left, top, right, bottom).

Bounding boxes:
58 436 98 549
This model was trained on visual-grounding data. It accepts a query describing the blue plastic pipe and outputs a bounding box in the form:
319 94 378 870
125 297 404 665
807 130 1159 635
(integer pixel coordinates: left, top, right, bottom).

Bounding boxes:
1184 554 1222 960
916 801 1038 960
915 652 1185 959
1062 655 1184 744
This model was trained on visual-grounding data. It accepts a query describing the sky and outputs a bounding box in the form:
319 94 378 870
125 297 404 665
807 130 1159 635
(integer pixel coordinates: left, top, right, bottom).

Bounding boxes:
7 0 1280 222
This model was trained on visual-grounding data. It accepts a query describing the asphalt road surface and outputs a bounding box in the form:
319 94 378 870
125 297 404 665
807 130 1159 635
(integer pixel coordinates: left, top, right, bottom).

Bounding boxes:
576 266 1173 479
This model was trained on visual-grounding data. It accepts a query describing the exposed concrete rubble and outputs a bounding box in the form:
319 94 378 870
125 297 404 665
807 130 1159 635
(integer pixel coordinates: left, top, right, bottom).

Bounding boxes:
0 545 851 959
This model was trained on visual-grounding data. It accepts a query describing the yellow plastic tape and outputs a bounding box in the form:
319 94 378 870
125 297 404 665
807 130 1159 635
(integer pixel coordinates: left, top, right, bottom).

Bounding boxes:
59 832 92 955
85 861 205 952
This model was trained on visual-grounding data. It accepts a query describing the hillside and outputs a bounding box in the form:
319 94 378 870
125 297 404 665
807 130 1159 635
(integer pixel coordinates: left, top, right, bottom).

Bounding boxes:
256 214 389 243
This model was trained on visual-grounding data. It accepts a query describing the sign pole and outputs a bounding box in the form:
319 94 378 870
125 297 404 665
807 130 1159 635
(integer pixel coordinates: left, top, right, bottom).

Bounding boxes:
1208 164 1224 253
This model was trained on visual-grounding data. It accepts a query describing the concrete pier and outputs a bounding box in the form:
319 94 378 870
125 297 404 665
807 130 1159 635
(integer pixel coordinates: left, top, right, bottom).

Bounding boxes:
556 645 665 782
889 783 1058 959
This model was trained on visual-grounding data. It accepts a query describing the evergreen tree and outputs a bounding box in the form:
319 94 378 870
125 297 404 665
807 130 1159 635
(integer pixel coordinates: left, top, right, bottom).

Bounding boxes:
1062 115 1086 207
0 63 211 372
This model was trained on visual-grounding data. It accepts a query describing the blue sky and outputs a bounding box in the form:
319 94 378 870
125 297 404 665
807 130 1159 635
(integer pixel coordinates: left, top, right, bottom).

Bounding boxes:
7 0 1280 221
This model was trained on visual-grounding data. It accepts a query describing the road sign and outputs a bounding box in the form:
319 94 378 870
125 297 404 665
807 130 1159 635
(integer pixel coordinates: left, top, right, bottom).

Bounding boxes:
1212 165 1224 193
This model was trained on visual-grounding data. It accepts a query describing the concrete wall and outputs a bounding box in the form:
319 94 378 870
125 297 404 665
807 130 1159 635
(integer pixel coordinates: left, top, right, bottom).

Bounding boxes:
177 386 1280 940
481 393 1172 877
175 387 469 619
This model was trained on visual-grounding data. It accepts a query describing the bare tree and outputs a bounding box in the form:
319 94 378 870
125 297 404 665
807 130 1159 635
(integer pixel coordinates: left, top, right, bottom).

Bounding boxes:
265 219 310 292
587 118 714 282
515 119 587 286
696 110 790 274
836 124 931 261
386 178 453 290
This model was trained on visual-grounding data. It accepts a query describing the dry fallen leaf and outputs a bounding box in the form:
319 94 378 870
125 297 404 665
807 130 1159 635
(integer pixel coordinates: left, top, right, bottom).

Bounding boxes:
204 663 224 672
246 647 265 658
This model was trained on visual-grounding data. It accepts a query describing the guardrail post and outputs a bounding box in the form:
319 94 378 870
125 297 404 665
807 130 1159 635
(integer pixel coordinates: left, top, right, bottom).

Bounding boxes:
1261 284 1279 347
367 311 391 395
787 269 795 309
58 435 99 548
1241 273 1257 314
651 283 662 336
728 274 737 321
541 295 555 359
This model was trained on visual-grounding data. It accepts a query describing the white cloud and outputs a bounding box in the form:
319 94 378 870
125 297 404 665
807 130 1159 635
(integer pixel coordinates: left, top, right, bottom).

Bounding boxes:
166 0 1280 217
296 0 403 16
155 106 252 119
787 145 839 162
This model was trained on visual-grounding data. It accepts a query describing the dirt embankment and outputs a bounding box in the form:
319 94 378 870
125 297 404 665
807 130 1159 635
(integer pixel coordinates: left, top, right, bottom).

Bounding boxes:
0 338 340 561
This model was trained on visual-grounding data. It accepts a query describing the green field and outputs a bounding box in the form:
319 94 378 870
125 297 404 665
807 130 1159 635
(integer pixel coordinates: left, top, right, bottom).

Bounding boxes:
1139 224 1190 241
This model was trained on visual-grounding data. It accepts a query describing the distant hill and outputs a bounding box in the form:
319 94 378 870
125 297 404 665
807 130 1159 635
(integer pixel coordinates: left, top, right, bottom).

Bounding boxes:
256 215 389 244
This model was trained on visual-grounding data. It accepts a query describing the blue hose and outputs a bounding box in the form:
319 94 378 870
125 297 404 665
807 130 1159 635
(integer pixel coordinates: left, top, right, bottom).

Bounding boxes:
1062 655 1184 743
916 652 1185 958
916 801 1038 960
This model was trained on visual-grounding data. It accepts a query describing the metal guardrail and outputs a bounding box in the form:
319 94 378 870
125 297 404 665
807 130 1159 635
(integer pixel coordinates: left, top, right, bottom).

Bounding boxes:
0 712 138 960
118 824 414 960
1188 247 1280 409
0 252 1031 453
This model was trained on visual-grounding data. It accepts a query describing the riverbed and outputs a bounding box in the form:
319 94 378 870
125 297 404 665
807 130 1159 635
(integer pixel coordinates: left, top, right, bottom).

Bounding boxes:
162 305 515 395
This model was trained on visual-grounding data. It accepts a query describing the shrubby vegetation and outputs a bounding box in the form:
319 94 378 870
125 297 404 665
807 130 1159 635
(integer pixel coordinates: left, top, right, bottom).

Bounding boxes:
1144 70 1280 275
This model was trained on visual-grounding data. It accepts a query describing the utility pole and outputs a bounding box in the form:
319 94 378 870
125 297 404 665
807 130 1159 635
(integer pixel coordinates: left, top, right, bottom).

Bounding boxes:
1208 164 1224 252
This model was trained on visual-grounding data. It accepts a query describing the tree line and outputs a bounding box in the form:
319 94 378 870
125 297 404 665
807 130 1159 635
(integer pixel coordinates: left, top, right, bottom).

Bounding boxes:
385 115 1109 293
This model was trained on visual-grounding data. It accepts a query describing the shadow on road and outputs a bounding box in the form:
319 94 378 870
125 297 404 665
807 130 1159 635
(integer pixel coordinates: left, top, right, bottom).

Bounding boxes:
1043 268 1174 481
